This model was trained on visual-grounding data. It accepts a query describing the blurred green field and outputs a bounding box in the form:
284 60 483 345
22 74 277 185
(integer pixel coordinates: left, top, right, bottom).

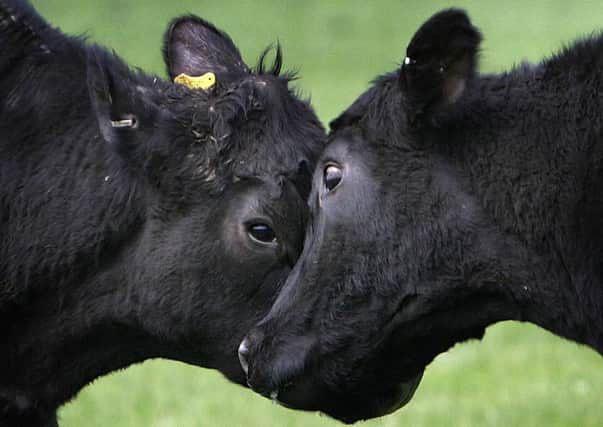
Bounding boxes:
29 1 603 426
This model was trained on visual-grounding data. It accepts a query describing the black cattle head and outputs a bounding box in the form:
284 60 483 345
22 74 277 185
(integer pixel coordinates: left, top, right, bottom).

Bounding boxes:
86 15 325 383
238 9 519 423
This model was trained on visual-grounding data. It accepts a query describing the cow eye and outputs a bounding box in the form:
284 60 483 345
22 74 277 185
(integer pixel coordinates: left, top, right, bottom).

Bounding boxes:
247 223 277 244
324 164 343 192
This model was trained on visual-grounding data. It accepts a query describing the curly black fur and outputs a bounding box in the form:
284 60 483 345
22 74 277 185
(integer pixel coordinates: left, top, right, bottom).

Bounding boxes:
0 1 324 426
242 9 603 423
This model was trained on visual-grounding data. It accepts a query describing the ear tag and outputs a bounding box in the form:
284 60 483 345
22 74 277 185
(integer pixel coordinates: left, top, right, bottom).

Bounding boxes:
111 118 136 128
174 72 216 90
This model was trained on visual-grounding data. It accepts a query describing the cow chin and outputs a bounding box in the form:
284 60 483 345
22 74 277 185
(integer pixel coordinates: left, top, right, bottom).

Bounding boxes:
270 370 424 424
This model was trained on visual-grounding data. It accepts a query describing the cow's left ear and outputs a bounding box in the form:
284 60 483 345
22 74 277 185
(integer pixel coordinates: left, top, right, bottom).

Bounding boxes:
87 49 160 159
163 15 250 80
400 9 481 124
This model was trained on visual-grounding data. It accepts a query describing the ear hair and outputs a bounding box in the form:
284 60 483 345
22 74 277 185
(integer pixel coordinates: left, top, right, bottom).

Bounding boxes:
163 15 249 80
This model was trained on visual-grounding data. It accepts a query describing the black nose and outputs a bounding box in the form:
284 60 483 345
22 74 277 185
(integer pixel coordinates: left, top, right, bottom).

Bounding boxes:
239 326 317 399
238 338 250 376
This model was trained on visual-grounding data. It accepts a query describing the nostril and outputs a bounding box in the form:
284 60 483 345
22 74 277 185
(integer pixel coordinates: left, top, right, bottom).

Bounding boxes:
238 338 250 376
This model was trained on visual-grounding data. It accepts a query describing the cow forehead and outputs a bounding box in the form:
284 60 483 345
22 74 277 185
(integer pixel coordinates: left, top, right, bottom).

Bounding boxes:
176 77 312 139
329 72 417 152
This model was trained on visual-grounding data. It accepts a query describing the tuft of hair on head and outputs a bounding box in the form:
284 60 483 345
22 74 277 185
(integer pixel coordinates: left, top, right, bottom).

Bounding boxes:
253 42 299 84
254 42 283 77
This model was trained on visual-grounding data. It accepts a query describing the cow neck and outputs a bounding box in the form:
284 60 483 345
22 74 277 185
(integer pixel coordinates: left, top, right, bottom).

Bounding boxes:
448 69 603 354
0 124 154 422
0 389 58 427
0 261 163 424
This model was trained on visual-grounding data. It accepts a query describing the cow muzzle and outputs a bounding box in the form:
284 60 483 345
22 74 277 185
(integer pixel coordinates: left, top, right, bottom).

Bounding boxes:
238 326 423 423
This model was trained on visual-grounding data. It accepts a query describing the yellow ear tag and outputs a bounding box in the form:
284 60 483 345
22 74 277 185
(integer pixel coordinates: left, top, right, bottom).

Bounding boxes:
174 72 216 90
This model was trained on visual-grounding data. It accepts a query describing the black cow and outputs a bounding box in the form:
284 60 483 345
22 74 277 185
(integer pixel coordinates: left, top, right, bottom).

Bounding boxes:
239 9 603 423
0 1 324 426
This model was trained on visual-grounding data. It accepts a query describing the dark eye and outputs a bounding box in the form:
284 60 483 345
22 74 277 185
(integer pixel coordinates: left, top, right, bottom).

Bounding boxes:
324 164 343 191
247 223 277 244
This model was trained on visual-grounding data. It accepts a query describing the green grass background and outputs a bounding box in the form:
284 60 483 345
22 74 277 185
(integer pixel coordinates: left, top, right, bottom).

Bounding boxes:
29 1 603 426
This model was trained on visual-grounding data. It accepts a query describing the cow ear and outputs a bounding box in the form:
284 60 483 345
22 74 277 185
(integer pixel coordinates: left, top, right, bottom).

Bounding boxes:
400 8 481 124
163 15 250 80
87 49 158 158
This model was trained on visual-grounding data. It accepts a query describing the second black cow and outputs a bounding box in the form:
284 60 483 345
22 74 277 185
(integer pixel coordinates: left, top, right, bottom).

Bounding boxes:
240 9 603 423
